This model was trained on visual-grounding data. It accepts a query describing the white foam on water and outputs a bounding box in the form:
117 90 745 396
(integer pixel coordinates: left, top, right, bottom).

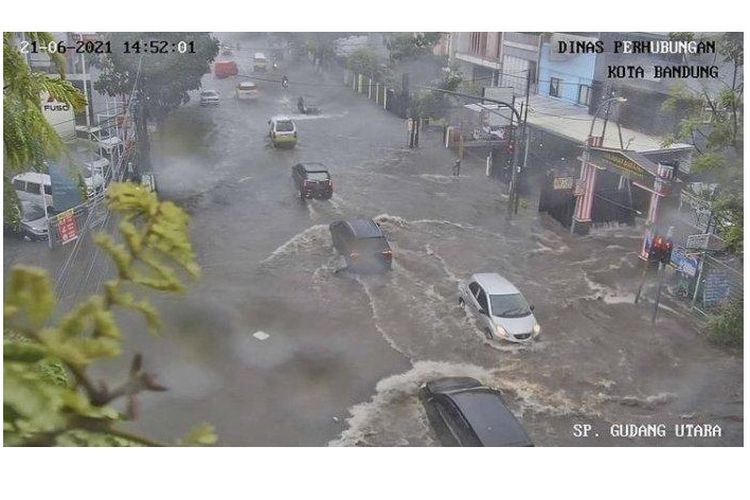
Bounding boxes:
417 174 457 184
259 224 329 265
330 360 591 446
530 242 570 255
424 244 461 283
354 275 409 358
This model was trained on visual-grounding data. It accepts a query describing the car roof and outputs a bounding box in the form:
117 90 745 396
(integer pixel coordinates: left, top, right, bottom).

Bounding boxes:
426 377 484 395
345 219 383 238
472 273 520 295
298 162 328 171
254 52 266 58
201 89 219 94
272 116 294 122
447 389 532 446
238 81 256 86
13 172 50 184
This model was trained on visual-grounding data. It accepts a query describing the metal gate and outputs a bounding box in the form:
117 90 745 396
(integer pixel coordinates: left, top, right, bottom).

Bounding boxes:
538 170 575 228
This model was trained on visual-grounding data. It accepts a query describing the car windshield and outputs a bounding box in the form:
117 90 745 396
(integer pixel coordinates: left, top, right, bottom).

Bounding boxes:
489 293 531 318
275 121 294 132
21 202 46 222
202 91 218 97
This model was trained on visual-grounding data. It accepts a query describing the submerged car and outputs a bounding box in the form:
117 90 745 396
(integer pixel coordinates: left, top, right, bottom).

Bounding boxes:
458 273 540 342
291 162 333 200
269 116 297 148
329 219 392 273
200 90 220 106
236 81 259 101
419 377 533 447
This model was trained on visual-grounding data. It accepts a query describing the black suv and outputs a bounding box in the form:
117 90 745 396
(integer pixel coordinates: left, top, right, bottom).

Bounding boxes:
291 162 333 200
329 219 393 273
419 377 533 447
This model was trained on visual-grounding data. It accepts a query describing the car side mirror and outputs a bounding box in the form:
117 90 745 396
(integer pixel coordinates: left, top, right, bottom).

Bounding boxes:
478 308 488 316
529 304 535 311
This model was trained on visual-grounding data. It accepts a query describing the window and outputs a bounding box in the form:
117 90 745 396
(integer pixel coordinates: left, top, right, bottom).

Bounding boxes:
489 293 531 318
275 120 294 132
468 282 480 297
578 84 591 106
43 185 52 195
476 288 489 311
26 182 41 195
549 77 561 98
13 180 25 190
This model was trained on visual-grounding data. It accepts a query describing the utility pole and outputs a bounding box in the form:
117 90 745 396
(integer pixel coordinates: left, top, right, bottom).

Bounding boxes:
651 262 666 323
514 71 532 215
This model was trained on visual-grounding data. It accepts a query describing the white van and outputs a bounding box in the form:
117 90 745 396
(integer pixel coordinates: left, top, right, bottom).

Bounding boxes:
13 166 106 211
236 81 259 100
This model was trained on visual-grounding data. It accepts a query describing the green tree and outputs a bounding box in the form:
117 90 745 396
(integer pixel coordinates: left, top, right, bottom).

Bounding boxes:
94 33 219 173
662 32 743 347
3 32 87 230
347 47 384 79
4 182 216 446
3 32 87 172
662 32 743 254
387 32 443 63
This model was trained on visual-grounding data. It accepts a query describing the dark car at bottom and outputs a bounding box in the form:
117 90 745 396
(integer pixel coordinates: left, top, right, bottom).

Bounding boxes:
329 219 392 273
419 377 533 447
292 162 333 200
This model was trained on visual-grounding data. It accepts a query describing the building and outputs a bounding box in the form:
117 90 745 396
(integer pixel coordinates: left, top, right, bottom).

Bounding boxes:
448 32 542 94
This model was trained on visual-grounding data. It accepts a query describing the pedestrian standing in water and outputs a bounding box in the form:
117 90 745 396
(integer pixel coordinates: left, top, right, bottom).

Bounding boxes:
452 158 461 177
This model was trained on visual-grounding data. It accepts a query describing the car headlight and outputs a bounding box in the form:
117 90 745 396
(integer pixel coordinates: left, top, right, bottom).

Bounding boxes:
496 325 507 337
533 323 541 334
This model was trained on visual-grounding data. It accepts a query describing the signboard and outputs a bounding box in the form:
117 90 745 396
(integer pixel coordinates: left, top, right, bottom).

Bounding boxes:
587 149 651 181
553 177 574 190
41 91 75 140
686 233 710 250
48 159 84 212
56 209 79 245
681 256 699 277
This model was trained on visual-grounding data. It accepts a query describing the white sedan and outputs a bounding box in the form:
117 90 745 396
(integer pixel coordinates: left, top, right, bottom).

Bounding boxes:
458 273 540 343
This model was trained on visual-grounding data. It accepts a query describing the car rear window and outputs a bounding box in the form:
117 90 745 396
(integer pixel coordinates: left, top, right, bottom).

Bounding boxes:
449 390 531 446
306 171 329 181
275 121 294 132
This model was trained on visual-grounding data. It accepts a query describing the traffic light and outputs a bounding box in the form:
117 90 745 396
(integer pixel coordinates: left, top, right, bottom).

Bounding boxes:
648 235 674 265
661 239 673 265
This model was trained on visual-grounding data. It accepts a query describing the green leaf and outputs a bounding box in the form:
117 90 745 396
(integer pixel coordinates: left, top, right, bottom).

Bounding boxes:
4 266 55 329
178 423 217 446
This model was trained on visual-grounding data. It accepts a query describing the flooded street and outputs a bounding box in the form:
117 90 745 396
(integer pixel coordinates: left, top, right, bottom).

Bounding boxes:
5 39 742 446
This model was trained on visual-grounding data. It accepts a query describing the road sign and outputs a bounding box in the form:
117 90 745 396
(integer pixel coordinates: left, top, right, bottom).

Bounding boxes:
686 233 710 250
553 177 574 190
56 209 79 245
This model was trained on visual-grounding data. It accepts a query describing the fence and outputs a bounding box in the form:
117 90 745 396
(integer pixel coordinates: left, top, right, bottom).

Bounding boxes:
344 69 409 119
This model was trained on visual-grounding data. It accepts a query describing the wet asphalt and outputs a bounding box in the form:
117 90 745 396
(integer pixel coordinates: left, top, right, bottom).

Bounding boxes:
4 37 742 446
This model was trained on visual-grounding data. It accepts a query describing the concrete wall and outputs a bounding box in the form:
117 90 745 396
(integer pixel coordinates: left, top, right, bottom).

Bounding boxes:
538 42 596 106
